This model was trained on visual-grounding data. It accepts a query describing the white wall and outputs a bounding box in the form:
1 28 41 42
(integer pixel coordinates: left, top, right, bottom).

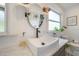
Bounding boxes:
7 3 34 36
64 6 79 41
0 3 64 48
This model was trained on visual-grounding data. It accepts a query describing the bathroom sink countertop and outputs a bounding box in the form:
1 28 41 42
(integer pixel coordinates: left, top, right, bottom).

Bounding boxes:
0 44 33 56
67 42 79 47
0 38 68 56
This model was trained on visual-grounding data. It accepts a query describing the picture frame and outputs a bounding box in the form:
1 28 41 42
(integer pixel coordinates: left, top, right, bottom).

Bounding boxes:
67 16 77 26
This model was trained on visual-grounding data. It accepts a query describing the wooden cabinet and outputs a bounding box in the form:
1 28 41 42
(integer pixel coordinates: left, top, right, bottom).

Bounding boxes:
53 45 65 56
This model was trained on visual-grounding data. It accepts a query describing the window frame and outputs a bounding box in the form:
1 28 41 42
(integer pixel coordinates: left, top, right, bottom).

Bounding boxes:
48 9 61 31
0 4 7 35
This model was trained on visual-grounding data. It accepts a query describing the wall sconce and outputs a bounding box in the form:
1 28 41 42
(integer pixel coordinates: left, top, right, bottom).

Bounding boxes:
25 8 31 17
42 6 50 13
25 12 30 17
42 6 51 15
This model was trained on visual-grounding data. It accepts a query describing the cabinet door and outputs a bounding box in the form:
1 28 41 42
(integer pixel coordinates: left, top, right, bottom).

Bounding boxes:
53 46 65 56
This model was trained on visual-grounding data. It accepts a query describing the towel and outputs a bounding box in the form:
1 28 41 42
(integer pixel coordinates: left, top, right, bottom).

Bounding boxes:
19 40 27 48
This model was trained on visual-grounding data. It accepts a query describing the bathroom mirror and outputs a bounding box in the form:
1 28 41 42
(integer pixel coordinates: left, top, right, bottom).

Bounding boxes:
27 12 44 29
24 4 44 29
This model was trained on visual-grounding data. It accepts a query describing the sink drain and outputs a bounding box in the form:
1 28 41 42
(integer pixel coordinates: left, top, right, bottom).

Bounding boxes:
41 42 45 45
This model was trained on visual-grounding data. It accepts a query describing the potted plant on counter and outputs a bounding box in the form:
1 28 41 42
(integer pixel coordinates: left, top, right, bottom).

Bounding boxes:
53 26 67 38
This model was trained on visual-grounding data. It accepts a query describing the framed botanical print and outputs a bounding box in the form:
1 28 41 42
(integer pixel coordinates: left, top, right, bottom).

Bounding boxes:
67 16 77 26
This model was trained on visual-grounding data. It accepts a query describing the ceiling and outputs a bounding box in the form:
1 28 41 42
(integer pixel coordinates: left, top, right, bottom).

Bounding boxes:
58 3 79 11
38 3 79 11
20 3 79 11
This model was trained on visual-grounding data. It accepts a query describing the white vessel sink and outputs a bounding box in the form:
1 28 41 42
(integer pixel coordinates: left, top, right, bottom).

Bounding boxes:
27 36 59 56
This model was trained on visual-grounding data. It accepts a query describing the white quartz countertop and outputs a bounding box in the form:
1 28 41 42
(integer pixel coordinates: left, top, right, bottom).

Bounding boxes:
0 38 68 56
67 42 79 47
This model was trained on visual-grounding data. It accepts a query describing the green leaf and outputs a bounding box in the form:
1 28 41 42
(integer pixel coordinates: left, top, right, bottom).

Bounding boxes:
54 26 64 32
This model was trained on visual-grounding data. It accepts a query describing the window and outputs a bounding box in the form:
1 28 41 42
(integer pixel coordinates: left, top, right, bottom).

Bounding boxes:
0 3 5 33
48 10 60 31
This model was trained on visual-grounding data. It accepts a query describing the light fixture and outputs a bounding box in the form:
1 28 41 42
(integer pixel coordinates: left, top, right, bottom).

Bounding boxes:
25 6 31 17
42 6 50 13
25 12 30 17
42 6 51 15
